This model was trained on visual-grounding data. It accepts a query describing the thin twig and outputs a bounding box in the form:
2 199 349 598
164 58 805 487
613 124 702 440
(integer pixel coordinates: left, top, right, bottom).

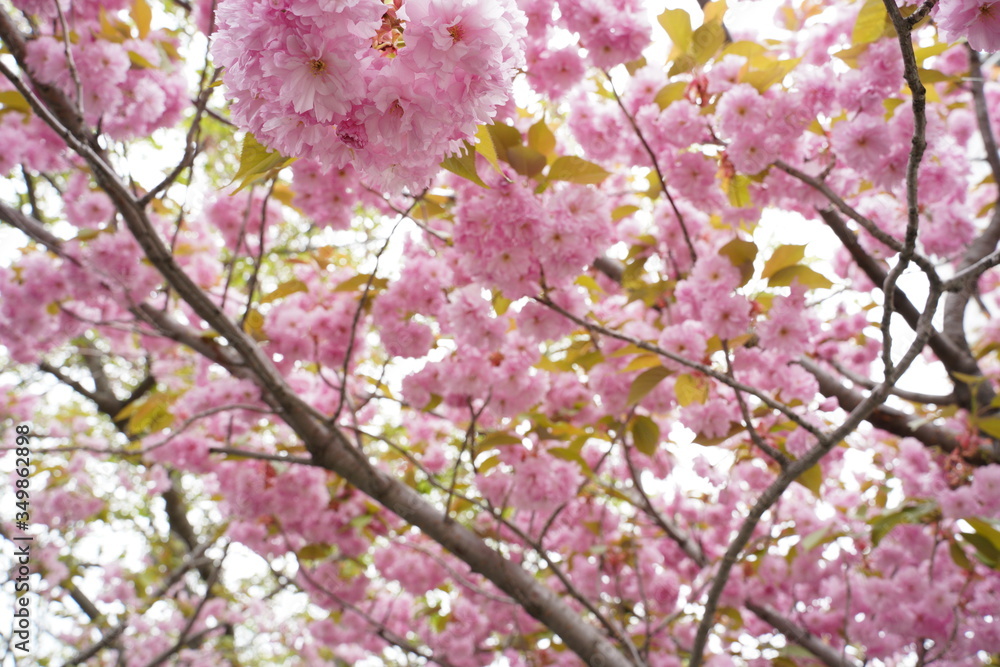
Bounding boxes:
723 341 790 467
604 71 697 264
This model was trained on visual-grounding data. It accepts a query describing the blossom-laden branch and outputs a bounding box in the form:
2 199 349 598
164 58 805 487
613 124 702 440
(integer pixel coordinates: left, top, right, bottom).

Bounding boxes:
689 269 943 667
0 11 638 664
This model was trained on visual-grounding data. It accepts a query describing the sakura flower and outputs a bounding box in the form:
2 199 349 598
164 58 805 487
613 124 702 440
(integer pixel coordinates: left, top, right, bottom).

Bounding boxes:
936 0 1000 52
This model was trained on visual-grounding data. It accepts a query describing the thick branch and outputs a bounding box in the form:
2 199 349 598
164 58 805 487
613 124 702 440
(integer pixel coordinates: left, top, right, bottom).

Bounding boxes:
818 208 990 410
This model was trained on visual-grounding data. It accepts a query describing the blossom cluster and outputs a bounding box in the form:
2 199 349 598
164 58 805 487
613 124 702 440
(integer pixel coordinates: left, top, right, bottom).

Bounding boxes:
212 0 527 190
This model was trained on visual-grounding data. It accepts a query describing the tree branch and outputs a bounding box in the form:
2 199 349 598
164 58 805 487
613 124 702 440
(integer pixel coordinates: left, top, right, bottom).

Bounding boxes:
746 602 862 667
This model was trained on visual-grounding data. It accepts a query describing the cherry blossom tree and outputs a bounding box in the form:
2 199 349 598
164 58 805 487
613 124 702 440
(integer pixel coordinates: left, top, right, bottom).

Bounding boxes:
2 0 1000 665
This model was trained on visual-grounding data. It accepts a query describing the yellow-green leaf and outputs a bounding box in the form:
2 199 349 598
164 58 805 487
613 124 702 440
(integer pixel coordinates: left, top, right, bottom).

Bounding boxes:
475 125 502 173
659 8 693 55
261 279 308 304
913 42 950 66
479 432 523 448
493 292 512 316
631 415 661 457
620 355 664 372
654 81 688 110
548 156 610 185
719 238 758 285
768 265 834 289
298 543 333 561
743 58 801 93
612 204 641 220
441 142 487 188
726 174 752 208
761 244 806 278
0 90 31 115
333 273 388 292
229 133 294 194
628 366 671 406
703 0 727 24
487 122 522 163
722 41 766 59
243 309 265 340
668 54 697 78
125 394 173 436
692 21 726 65
675 374 708 407
127 49 155 68
527 120 556 157
132 0 152 38
795 463 823 497
506 145 547 178
852 0 887 46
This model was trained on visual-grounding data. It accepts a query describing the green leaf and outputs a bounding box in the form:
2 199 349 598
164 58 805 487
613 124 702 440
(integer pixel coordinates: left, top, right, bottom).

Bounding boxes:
952 371 985 385
628 366 671 406
768 265 834 289
852 0 887 46
719 238 758 285
960 529 1000 569
761 244 806 278
527 120 556 157
949 539 974 571
654 81 688 110
548 156 610 185
800 525 839 551
658 8 693 54
260 279 308 304
966 518 1000 553
228 133 294 194
441 141 487 188
630 415 661 457
505 145 547 178
975 417 1000 439
675 374 708 407
795 464 823 498
869 502 938 546
132 0 152 38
